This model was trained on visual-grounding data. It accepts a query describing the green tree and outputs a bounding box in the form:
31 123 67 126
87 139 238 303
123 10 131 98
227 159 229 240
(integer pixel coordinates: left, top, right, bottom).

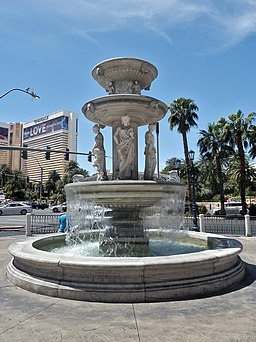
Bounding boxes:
168 98 199 203
45 170 61 197
228 155 256 195
63 160 89 185
221 110 256 214
4 170 26 200
0 164 12 188
198 121 233 214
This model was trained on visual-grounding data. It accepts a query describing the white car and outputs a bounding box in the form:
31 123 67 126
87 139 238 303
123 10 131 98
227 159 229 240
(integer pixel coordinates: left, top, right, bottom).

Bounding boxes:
49 202 67 213
0 202 33 215
213 202 247 216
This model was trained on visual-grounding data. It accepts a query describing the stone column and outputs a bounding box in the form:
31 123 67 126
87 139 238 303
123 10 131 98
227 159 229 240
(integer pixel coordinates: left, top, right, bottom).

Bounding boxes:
26 213 32 236
245 214 251 237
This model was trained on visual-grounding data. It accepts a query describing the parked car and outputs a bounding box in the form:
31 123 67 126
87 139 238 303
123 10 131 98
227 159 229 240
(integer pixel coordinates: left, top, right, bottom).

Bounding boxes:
0 202 33 215
49 202 67 213
30 201 49 210
185 202 199 214
213 202 248 216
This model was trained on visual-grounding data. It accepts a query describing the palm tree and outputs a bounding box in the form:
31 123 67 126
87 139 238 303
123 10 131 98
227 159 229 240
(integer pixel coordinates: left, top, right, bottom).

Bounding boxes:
4 170 26 200
198 121 233 214
195 158 217 201
228 155 256 190
168 98 199 204
45 170 61 197
63 160 89 184
221 110 256 214
0 164 12 188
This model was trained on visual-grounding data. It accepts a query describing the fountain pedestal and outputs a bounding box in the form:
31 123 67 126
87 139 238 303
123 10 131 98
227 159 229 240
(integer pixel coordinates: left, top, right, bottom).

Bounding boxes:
99 207 148 256
65 180 185 256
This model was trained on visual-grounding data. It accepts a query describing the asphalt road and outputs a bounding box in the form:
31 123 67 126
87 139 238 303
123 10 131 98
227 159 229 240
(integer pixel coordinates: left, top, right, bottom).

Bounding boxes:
0 209 55 237
0 208 54 226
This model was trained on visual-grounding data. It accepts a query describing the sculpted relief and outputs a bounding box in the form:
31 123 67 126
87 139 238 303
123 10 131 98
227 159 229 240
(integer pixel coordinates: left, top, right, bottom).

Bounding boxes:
114 115 135 179
92 125 108 181
144 123 156 180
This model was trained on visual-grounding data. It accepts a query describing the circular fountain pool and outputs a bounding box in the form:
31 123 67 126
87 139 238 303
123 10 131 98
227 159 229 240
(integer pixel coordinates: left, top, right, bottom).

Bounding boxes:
7 231 245 303
39 231 208 257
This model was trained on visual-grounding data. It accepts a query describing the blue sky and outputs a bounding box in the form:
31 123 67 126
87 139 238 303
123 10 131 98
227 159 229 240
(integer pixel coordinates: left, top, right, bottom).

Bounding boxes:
1 0 256 174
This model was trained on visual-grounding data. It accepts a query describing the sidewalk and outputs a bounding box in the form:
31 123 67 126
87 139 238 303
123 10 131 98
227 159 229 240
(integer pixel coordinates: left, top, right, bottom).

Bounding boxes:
0 235 256 342
0 226 25 230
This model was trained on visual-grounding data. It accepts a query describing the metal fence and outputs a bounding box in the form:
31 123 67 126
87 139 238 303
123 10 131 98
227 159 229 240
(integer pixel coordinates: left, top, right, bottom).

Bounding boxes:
30 214 59 234
184 215 254 236
28 213 256 236
250 218 256 236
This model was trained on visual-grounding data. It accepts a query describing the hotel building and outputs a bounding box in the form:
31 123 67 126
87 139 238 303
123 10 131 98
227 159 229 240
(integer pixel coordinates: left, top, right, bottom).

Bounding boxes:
22 110 78 183
0 122 23 170
0 110 78 185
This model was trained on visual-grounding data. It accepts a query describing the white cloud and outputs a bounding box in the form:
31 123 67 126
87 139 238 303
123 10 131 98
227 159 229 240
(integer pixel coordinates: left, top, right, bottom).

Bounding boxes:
2 0 256 52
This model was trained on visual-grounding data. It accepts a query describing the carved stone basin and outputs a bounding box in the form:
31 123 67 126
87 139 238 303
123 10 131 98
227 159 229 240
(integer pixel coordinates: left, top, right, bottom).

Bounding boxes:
92 57 158 92
82 94 168 127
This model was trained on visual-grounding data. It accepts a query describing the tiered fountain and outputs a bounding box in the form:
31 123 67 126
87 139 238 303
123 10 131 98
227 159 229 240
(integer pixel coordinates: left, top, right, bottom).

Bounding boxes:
7 58 245 303
66 57 185 256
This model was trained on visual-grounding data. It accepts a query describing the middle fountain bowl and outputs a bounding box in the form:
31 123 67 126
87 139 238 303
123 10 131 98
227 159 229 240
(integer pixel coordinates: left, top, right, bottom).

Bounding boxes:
65 179 186 257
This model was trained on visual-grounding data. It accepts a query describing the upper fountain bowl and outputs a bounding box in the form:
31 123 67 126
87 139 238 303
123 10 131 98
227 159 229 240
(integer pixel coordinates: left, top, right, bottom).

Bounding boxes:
92 57 158 93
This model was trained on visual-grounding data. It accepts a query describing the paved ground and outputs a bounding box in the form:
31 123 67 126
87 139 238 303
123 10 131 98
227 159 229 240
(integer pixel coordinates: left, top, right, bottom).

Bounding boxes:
0 235 255 342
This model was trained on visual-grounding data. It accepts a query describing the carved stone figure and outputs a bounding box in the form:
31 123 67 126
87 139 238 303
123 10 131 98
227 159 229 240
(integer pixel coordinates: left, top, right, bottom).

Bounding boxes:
108 82 115 94
96 67 103 77
114 81 133 94
92 125 108 181
168 170 180 182
132 81 141 94
114 115 135 179
144 123 157 180
87 102 95 113
72 174 86 183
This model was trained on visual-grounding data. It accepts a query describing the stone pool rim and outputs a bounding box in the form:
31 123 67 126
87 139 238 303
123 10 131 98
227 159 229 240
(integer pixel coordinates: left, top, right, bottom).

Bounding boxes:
7 231 245 303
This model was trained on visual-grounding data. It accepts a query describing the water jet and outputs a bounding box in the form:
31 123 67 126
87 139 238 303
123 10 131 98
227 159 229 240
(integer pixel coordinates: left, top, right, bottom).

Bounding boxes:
7 57 245 302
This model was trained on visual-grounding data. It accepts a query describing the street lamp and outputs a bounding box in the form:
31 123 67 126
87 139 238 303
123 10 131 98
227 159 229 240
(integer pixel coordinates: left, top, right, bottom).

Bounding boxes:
29 156 43 201
175 159 181 176
188 150 199 232
0 87 40 100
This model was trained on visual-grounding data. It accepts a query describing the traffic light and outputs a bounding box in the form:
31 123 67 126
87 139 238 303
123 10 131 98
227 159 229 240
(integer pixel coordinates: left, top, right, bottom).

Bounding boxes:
21 144 28 159
88 151 92 162
45 146 51 160
26 176 29 183
64 148 69 161
2 173 6 186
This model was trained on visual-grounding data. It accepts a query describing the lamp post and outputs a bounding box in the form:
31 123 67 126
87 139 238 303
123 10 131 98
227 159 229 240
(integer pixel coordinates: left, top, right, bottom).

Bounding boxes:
0 87 40 100
29 156 43 201
175 159 181 177
188 150 199 232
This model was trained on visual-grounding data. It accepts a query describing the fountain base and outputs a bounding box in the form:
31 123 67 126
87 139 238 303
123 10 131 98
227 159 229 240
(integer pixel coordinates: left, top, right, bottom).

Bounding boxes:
7 232 245 303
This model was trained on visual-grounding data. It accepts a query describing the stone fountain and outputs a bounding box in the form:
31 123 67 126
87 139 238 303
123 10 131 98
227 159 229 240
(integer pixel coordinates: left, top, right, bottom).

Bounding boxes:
6 57 245 303
67 57 185 255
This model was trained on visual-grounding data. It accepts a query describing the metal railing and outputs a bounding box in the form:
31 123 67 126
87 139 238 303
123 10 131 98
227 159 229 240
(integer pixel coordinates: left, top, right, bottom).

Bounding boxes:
29 214 59 235
184 215 253 236
26 213 256 236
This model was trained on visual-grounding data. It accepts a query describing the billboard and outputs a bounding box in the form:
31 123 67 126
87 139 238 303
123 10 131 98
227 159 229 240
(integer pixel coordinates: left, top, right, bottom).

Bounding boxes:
23 115 69 140
0 126 9 142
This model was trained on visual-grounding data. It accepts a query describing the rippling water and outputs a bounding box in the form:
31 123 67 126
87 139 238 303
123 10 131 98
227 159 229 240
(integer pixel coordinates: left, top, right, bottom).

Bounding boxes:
46 239 207 257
